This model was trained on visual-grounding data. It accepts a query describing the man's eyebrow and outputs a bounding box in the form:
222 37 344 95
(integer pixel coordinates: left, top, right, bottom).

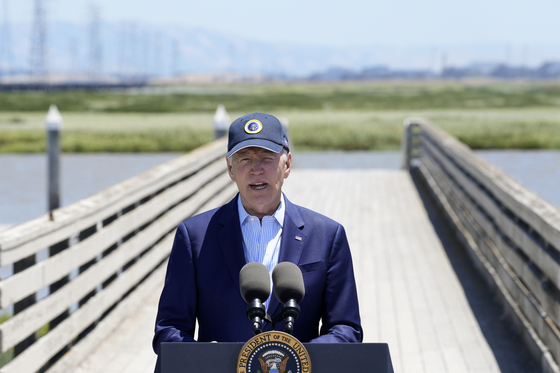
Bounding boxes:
235 151 250 158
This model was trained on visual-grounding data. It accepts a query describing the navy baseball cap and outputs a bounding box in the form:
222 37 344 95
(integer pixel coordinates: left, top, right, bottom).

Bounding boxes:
227 113 290 158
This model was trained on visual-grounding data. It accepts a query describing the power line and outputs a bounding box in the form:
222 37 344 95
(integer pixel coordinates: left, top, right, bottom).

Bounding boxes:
172 38 179 76
118 23 126 77
0 0 14 75
153 32 162 77
68 37 78 74
89 2 103 80
29 0 47 77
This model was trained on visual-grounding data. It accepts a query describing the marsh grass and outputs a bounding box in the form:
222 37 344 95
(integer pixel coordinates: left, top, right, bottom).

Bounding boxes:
0 314 12 368
1 81 560 152
0 112 215 152
0 348 12 368
2 109 560 152
285 109 560 151
0 128 213 153
3 81 560 112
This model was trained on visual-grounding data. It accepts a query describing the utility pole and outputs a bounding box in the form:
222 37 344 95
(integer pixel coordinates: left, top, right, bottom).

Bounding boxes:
172 38 179 77
68 37 78 74
118 22 134 79
0 0 14 75
154 32 162 77
505 43 512 66
141 30 149 78
118 23 126 78
89 2 102 81
129 23 138 77
29 0 47 77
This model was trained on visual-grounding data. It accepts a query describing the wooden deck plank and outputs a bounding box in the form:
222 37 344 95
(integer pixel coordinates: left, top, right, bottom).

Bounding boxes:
72 276 162 373
69 168 501 373
283 169 500 373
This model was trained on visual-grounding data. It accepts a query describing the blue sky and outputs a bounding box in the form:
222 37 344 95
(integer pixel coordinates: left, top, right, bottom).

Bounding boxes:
6 0 560 47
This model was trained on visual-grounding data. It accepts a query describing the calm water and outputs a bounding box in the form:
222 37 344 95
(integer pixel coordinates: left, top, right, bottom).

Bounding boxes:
1 150 559 228
0 153 182 227
476 150 560 208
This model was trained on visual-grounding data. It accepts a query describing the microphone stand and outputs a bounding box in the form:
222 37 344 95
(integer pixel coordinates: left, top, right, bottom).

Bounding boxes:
247 299 273 335
272 300 301 334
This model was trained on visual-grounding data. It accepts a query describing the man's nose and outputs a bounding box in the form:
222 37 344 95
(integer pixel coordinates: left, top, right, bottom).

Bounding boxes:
250 159 264 173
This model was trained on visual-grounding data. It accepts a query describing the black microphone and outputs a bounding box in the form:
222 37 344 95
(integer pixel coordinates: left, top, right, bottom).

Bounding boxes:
240 262 271 335
272 262 305 334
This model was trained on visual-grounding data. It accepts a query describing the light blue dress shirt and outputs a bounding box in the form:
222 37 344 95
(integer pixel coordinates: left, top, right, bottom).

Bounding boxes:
237 194 285 309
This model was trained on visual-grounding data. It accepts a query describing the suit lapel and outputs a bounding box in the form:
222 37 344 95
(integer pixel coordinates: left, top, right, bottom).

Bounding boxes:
267 195 306 319
218 195 246 291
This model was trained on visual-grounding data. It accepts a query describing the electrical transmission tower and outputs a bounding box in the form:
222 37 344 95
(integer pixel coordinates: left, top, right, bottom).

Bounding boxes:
0 0 14 75
68 37 78 74
154 32 162 77
118 23 139 79
118 24 126 77
172 38 179 77
29 0 47 77
89 3 102 80
141 30 149 77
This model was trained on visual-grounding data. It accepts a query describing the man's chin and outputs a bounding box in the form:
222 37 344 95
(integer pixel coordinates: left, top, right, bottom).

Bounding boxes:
241 195 281 217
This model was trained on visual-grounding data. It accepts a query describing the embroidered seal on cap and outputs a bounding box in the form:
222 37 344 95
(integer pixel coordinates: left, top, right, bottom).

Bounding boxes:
245 119 263 134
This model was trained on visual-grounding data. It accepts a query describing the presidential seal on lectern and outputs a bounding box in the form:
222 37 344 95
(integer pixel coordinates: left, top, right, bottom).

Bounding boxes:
237 331 311 373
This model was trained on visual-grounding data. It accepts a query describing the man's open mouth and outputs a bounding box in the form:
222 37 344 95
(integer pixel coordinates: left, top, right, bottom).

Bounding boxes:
250 183 267 190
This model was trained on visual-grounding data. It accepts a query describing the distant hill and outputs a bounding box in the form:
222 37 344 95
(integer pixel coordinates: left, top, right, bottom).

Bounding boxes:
2 21 560 79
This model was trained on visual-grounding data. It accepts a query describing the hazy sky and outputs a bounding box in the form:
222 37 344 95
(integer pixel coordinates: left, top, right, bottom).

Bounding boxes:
6 0 560 48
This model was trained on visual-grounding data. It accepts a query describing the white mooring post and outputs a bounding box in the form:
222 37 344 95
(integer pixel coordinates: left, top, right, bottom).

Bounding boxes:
213 104 230 140
45 104 63 219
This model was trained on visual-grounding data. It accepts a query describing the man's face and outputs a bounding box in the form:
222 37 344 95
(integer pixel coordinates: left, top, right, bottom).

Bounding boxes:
227 147 292 219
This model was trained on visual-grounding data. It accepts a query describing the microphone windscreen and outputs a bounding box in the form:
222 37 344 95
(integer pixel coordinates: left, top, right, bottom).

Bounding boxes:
239 262 271 303
272 262 305 303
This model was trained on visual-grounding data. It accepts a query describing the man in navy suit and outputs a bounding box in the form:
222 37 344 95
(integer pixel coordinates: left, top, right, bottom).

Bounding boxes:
153 113 362 357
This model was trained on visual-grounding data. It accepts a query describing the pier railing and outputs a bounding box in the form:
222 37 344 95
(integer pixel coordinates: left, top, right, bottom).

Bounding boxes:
403 119 560 372
0 138 236 373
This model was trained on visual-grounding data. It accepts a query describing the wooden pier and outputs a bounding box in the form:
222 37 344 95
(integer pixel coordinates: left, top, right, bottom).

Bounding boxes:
71 168 500 373
1 120 559 373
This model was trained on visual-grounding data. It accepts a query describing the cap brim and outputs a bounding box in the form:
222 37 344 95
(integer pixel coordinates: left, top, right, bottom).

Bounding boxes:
227 139 284 158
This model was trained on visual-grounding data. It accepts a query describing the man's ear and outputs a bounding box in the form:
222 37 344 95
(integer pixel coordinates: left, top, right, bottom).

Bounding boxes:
226 157 235 181
284 152 292 179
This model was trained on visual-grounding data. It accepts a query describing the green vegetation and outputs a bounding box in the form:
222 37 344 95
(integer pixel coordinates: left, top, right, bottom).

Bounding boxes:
0 129 212 153
0 348 13 369
3 82 560 112
0 112 215 152
0 314 12 368
0 315 51 368
1 81 560 152
37 323 50 339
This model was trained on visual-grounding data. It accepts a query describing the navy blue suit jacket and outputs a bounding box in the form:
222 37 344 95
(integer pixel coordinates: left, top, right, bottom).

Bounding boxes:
153 194 362 354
